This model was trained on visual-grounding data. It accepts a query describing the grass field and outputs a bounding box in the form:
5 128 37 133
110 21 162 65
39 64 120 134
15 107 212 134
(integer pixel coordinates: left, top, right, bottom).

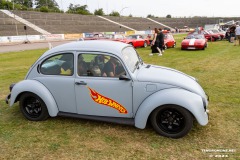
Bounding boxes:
0 34 240 159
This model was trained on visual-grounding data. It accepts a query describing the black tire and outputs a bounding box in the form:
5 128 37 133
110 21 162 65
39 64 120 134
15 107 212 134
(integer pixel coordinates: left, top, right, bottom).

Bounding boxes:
129 42 133 46
150 105 193 138
164 44 167 50
173 42 176 48
143 41 147 48
19 92 49 121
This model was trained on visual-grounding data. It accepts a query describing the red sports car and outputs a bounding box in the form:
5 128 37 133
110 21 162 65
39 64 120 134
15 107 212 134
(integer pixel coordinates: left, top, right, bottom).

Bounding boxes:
119 35 150 48
208 29 225 40
201 31 221 41
181 34 208 50
163 33 176 49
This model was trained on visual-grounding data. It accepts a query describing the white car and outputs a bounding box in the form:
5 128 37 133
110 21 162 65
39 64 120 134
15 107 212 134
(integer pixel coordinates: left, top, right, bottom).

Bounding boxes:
6 41 209 138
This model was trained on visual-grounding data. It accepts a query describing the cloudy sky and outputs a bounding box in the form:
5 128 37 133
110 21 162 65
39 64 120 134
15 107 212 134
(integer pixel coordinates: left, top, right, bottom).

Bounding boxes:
55 0 239 18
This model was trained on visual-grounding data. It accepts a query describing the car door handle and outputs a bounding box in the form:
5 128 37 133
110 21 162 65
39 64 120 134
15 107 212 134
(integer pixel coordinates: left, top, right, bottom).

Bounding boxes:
75 81 87 85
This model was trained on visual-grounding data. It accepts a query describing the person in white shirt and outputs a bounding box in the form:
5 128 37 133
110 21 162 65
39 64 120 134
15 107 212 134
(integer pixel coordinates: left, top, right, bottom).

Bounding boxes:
235 24 240 46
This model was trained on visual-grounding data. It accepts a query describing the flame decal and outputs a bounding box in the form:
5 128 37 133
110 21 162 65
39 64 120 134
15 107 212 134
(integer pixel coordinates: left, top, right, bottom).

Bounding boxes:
88 87 128 114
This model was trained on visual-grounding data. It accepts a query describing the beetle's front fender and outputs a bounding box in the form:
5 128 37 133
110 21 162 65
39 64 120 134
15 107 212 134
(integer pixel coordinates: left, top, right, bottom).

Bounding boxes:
134 88 208 129
9 80 59 117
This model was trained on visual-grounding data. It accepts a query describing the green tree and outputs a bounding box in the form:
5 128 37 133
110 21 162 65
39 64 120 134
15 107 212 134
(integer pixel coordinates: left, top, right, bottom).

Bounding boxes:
147 14 155 18
94 8 104 16
35 0 59 9
14 0 33 8
128 14 133 17
109 11 120 17
67 3 92 15
166 14 172 18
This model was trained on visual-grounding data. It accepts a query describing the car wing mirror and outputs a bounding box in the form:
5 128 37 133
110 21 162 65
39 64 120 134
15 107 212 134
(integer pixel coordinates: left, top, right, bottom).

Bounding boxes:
119 75 131 81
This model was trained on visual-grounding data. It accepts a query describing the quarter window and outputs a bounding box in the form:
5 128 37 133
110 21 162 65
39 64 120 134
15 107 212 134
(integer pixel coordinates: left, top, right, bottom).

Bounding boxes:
40 53 74 76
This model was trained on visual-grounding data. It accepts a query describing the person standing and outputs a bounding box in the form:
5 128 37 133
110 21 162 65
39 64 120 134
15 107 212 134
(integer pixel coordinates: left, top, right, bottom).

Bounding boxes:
150 28 162 56
234 24 240 46
158 28 165 53
229 24 236 43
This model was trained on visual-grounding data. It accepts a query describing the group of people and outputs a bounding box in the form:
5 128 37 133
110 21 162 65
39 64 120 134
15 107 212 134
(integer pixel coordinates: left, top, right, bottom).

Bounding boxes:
78 55 125 77
226 23 240 46
150 28 165 56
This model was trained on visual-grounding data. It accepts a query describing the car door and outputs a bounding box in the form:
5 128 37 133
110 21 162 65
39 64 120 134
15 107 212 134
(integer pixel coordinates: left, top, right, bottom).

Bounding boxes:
74 52 133 118
36 52 77 113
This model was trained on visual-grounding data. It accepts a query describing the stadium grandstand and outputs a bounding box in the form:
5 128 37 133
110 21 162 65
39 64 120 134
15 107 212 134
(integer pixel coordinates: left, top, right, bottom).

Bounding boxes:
0 9 240 37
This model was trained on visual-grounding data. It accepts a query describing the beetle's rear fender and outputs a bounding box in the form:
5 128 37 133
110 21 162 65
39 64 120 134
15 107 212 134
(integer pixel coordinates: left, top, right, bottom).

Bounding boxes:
134 88 208 129
9 80 59 117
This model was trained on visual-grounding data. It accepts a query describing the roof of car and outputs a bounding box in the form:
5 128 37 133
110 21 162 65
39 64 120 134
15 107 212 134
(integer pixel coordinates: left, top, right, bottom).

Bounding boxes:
40 40 130 58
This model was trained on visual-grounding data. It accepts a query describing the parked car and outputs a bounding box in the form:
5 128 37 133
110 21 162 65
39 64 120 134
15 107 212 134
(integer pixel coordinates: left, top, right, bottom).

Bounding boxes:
6 41 209 138
104 34 125 40
83 32 108 40
201 30 221 41
120 35 150 48
144 32 176 50
207 29 225 40
163 33 176 49
181 34 208 50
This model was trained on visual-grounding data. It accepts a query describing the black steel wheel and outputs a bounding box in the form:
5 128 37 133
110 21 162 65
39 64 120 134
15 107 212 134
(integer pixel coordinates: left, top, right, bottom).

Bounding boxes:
19 92 49 121
150 105 193 138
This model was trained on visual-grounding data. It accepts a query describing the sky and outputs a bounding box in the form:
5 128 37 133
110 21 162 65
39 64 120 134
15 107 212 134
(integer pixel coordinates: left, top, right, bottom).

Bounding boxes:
55 0 240 18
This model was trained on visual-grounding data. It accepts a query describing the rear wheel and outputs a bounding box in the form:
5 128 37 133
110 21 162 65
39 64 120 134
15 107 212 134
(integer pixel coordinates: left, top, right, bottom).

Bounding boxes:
164 44 167 50
143 41 147 48
19 92 49 121
150 105 193 138
173 42 176 48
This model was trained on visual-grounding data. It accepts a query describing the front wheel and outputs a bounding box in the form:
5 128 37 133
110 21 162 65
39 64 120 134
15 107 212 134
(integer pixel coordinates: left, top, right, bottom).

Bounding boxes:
150 105 193 138
19 92 49 121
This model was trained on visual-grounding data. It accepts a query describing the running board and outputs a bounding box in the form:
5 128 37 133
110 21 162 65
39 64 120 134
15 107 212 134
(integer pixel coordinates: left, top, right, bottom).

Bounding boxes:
58 112 135 126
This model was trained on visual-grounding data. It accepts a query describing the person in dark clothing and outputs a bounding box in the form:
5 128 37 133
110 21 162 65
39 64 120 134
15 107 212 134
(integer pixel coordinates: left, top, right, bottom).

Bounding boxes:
158 28 164 53
102 57 125 77
229 25 236 43
150 28 162 56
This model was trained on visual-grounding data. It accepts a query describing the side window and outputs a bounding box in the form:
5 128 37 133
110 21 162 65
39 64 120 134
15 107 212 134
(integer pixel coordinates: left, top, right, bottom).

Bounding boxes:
40 53 74 76
78 54 126 78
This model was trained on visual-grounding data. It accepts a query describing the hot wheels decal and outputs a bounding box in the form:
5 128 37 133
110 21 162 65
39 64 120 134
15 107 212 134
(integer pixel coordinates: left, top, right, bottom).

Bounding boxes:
88 87 128 114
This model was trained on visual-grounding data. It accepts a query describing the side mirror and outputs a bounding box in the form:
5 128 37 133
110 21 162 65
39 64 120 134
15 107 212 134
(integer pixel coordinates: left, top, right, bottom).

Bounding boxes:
119 75 131 81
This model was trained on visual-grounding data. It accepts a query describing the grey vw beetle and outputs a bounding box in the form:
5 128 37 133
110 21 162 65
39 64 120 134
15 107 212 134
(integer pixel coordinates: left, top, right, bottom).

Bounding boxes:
6 41 209 138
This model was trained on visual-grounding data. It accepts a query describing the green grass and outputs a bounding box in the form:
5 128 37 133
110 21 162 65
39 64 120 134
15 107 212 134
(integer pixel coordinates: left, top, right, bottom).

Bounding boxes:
0 35 240 159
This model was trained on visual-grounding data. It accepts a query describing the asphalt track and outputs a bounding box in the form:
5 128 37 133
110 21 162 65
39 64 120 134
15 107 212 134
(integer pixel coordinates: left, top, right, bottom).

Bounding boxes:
0 40 74 54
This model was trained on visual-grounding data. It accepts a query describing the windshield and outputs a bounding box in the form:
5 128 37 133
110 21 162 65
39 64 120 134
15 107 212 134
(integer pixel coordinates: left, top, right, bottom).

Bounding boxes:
127 35 138 39
210 30 218 33
186 34 204 39
122 47 141 73
85 34 94 38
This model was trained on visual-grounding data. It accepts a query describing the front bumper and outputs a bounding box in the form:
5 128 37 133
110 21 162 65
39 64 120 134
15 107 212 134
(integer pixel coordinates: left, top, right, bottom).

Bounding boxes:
5 94 11 104
5 83 15 105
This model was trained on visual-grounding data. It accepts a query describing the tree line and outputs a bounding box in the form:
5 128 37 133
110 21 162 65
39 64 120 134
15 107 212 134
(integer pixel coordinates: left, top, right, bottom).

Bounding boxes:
0 0 170 18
